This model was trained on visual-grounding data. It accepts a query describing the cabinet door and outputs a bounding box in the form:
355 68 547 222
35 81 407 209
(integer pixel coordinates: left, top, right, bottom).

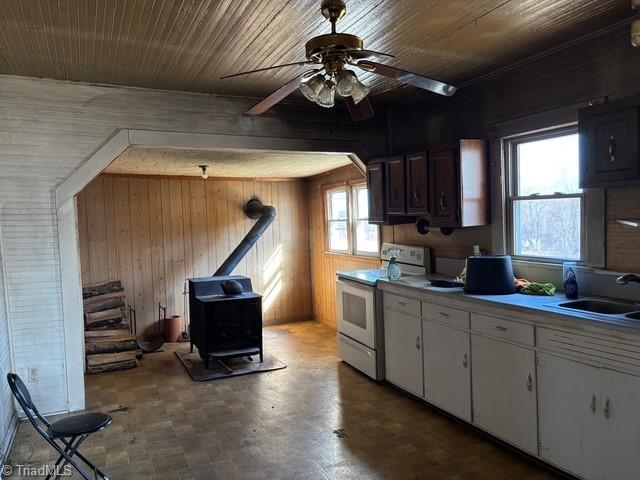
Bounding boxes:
430 148 458 226
537 353 600 479
386 156 406 214
471 335 538 454
423 320 471 421
366 162 385 223
599 368 640 480
580 107 639 187
406 151 429 215
384 308 423 397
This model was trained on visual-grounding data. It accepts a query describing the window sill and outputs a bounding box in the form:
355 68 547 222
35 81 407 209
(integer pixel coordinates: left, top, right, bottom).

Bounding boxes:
323 251 380 263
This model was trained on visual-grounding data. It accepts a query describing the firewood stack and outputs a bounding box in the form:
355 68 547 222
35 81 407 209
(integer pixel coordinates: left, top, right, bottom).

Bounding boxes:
83 281 141 373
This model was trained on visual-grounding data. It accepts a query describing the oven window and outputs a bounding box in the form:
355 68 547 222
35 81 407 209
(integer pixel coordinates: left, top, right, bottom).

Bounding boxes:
342 291 366 329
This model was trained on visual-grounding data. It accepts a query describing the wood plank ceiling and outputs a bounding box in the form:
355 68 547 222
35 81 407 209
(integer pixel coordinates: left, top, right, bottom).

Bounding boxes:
0 0 632 102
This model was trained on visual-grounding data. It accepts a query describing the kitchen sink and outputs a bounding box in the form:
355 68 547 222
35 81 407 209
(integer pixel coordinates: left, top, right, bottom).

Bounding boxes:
556 299 639 315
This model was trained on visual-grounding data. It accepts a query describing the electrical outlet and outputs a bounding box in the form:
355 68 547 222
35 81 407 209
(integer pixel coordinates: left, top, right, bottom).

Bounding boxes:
27 367 38 384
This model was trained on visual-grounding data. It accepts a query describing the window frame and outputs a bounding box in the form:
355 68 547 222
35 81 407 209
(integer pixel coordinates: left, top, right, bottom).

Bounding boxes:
324 182 380 258
505 125 585 264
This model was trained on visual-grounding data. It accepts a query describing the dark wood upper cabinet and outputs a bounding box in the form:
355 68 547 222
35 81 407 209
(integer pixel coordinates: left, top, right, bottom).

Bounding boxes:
386 155 406 215
429 139 489 229
579 103 639 188
366 160 385 224
406 151 429 215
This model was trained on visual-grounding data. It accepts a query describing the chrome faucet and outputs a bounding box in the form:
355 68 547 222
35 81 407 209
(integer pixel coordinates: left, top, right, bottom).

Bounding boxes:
616 273 640 285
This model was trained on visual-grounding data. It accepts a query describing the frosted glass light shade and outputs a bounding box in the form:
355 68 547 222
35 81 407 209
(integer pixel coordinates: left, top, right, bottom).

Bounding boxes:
335 70 359 96
316 80 336 108
299 73 325 102
350 78 370 104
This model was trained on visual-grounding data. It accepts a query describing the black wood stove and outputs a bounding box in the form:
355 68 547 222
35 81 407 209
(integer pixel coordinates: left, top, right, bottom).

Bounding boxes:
188 199 275 370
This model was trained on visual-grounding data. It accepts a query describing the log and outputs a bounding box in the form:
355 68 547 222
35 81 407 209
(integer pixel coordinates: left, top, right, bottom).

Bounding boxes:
83 298 125 314
82 281 124 299
85 335 137 354
86 359 138 374
85 308 124 325
83 291 126 306
87 320 130 332
85 328 132 338
86 350 139 366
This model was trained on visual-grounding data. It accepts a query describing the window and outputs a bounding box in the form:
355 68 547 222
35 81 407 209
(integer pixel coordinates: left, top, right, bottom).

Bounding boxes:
326 184 379 256
506 127 583 262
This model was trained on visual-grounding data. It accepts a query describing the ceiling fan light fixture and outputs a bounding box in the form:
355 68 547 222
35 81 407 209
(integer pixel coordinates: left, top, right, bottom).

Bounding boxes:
335 69 358 96
350 78 370 104
316 80 336 108
299 73 326 102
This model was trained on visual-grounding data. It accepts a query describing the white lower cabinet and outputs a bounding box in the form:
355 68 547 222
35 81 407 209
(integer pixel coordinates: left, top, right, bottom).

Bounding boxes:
384 307 423 397
471 334 538 454
422 320 471 421
538 352 640 480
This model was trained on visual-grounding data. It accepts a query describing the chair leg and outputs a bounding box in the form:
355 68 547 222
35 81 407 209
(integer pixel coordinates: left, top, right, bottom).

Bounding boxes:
45 435 94 480
58 436 109 479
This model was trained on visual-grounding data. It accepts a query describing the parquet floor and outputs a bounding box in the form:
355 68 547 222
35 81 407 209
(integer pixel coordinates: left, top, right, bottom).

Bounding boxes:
8 322 560 479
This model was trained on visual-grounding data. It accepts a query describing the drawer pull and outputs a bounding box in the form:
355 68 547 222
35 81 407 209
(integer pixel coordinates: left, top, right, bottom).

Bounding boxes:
462 352 468 368
526 373 533 392
494 325 508 332
438 312 450 318
590 394 597 414
397 301 406 307
604 397 611 418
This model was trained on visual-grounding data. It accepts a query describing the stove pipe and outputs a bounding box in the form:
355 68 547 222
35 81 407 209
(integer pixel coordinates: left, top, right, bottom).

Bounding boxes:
213 198 276 276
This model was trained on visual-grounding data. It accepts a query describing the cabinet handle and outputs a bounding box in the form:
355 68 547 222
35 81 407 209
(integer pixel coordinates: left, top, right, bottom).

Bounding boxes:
413 187 420 202
590 394 597 414
609 133 616 163
526 373 533 392
604 396 611 418
440 191 447 211
462 352 468 368
438 312 450 318
415 336 420 350
493 325 508 331
397 301 406 307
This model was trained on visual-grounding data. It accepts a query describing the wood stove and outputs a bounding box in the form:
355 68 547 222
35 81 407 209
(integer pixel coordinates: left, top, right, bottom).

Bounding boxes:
188 199 275 369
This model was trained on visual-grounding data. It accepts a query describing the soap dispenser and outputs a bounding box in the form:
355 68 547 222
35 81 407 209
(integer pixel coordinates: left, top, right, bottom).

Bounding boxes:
387 248 402 280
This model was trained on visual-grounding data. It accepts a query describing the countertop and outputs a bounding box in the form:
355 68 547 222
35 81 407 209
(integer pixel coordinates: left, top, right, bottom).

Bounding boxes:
377 274 640 336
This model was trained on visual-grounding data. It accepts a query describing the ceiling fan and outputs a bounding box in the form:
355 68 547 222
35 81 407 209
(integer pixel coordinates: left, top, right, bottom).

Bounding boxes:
221 0 457 121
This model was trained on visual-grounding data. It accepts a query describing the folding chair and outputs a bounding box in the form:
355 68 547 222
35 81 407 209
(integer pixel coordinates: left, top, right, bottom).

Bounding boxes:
6 373 112 480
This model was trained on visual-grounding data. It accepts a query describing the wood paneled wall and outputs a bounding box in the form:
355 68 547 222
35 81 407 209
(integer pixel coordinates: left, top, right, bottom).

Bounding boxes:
387 23 640 268
77 174 312 333
307 165 380 328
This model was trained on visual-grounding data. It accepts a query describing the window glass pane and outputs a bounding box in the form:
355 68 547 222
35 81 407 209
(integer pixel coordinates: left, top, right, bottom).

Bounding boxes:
329 190 348 220
355 220 379 254
513 197 581 260
516 133 580 195
329 221 349 251
356 187 369 220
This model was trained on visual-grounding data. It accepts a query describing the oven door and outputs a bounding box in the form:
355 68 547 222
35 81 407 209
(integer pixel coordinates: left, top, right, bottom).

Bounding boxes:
336 278 375 349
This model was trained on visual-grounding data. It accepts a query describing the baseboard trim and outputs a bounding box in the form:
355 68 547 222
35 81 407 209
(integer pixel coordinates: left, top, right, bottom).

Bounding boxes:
0 413 18 474
263 315 314 326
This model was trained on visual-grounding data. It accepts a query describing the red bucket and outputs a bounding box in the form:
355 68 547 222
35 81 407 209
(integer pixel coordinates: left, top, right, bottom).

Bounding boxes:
164 315 184 342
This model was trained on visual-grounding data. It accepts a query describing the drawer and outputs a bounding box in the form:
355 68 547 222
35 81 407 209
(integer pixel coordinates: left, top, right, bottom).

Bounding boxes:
471 313 534 346
422 301 470 329
384 292 421 317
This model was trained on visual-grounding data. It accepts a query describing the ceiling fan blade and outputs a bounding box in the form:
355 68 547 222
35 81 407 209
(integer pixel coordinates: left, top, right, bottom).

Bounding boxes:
342 49 395 61
355 60 457 97
246 70 320 116
344 96 375 122
221 61 315 79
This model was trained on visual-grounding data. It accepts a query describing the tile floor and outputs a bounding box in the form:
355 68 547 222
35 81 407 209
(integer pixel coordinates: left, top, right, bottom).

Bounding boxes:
7 321 560 479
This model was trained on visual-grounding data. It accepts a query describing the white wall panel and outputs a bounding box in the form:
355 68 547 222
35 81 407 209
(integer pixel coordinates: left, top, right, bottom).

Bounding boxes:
0 74 386 428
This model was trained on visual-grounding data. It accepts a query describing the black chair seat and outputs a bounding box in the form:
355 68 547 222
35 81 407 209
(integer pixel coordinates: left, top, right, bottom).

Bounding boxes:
48 413 112 438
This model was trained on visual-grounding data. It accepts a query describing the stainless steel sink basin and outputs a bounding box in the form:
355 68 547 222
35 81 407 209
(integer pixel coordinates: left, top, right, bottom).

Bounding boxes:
556 299 639 315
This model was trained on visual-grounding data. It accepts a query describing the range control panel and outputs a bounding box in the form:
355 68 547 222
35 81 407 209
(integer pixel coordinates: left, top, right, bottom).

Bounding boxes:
381 243 430 271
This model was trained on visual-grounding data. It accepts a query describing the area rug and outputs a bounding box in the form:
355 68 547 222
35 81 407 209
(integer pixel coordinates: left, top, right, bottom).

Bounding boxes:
176 350 286 382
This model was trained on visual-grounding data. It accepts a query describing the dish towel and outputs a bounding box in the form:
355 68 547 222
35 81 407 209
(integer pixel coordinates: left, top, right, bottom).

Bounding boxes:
516 278 556 296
